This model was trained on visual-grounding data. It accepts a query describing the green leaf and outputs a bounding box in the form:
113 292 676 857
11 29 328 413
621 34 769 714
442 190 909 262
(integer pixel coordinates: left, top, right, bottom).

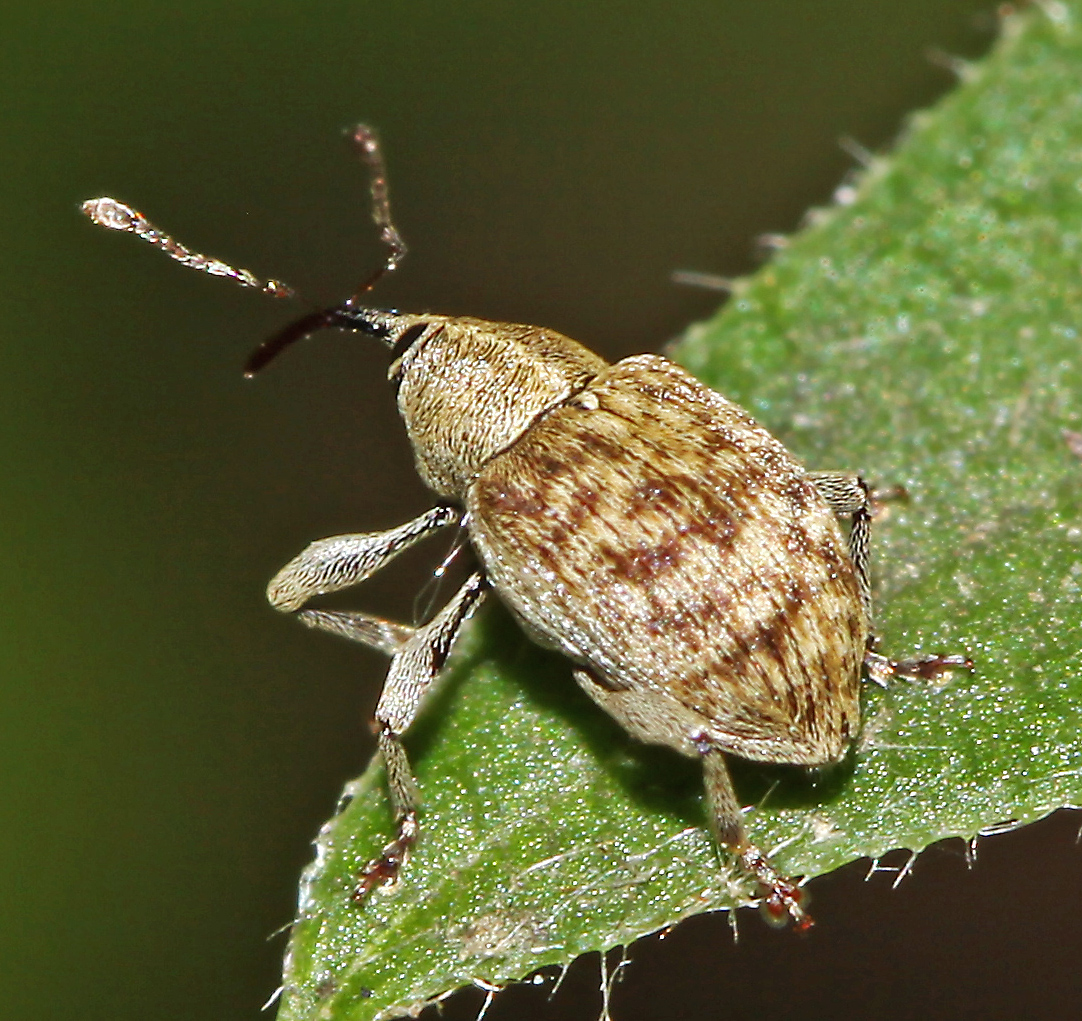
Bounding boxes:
277 6 1082 1019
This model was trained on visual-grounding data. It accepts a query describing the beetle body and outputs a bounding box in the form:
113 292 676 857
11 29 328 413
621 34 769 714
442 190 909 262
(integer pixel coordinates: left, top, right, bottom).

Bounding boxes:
260 307 878 926
83 126 967 928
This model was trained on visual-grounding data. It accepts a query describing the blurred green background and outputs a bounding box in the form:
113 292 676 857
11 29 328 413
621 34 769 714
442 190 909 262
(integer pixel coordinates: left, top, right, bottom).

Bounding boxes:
5 2 1077 1019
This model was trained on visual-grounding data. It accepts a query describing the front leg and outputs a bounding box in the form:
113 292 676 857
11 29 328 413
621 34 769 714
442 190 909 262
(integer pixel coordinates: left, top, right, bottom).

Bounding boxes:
267 504 460 653
357 571 488 898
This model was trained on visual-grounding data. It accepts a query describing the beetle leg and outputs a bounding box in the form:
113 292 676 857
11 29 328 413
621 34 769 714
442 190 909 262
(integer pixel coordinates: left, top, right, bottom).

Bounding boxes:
864 649 974 687
808 471 872 623
295 609 415 656
702 748 813 931
268 503 459 610
266 504 460 654
356 571 488 899
808 476 975 687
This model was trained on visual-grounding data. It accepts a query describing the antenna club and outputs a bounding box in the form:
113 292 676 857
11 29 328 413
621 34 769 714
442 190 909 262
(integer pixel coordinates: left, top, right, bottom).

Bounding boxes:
81 196 295 299
351 123 379 154
81 197 141 232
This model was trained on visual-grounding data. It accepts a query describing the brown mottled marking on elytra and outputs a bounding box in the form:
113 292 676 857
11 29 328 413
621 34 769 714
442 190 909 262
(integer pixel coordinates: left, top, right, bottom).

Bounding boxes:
537 454 566 477
605 534 686 583
485 487 549 520
545 522 571 550
468 354 866 765
627 477 680 516
570 429 630 467
535 540 561 573
755 608 804 717
781 474 814 512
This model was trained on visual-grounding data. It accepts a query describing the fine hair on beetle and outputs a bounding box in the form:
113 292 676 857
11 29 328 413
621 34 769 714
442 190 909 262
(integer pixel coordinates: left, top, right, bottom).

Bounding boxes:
82 125 971 930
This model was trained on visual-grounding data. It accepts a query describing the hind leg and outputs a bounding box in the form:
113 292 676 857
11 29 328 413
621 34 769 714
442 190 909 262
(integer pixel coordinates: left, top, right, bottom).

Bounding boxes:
702 749 812 930
573 666 812 929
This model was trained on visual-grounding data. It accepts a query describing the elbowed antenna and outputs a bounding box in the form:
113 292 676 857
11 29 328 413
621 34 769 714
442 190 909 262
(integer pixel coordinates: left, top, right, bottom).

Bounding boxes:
243 124 409 376
349 124 407 295
80 197 295 298
81 123 408 375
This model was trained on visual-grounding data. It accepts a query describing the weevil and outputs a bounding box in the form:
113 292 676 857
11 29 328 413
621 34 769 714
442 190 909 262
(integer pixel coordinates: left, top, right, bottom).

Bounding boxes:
82 125 968 928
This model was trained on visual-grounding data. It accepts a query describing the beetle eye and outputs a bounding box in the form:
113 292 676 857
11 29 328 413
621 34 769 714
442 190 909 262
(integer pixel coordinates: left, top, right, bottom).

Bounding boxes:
390 322 431 361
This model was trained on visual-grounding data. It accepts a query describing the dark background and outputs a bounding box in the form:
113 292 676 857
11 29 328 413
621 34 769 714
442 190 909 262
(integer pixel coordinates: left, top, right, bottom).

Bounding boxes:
4 2 1080 1019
